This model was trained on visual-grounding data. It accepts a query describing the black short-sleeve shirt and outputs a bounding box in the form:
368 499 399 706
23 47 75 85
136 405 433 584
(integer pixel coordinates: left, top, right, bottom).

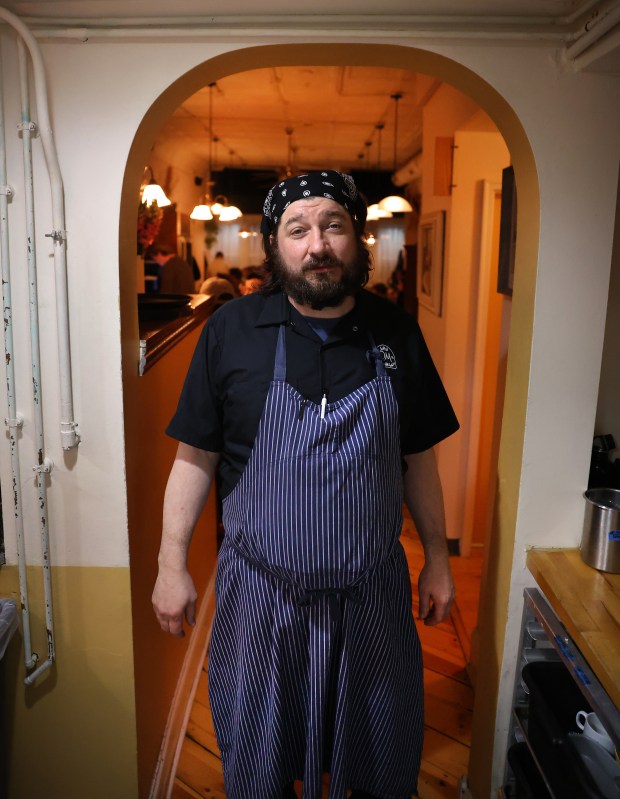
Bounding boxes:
167 289 459 497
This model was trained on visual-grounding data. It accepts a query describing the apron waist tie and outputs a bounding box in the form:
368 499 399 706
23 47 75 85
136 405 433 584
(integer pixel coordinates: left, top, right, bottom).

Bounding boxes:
228 537 399 625
296 587 363 625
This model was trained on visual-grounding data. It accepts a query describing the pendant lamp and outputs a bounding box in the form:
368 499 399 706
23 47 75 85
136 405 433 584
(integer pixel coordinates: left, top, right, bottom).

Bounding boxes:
366 123 392 222
378 93 413 214
141 166 171 207
190 83 243 222
189 203 213 221
366 204 393 221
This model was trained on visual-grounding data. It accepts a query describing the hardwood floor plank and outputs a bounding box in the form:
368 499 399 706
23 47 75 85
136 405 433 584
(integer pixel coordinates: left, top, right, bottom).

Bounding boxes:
415 620 466 665
193 667 210 706
424 668 474 711
177 738 227 799
421 727 470 779
417 759 463 799
186 704 220 758
420 650 470 683
424 693 473 747
171 778 208 799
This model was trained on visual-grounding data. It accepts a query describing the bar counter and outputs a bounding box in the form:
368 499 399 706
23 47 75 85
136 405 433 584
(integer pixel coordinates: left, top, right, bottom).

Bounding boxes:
138 293 216 374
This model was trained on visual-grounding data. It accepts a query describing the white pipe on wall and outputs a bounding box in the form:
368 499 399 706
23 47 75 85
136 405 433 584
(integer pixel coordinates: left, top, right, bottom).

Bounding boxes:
572 21 620 69
11 2 617 41
0 5 79 450
0 42 36 672
22 25 569 42
17 37 54 685
15 3 618 62
565 3 620 58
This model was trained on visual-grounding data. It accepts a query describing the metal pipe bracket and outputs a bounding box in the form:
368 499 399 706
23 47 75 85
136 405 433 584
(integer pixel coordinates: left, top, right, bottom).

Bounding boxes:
17 121 38 133
44 229 67 242
32 458 53 475
0 184 14 197
4 415 24 429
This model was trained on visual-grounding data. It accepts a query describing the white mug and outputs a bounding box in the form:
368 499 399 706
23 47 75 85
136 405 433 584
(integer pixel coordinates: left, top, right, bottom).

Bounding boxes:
576 710 615 755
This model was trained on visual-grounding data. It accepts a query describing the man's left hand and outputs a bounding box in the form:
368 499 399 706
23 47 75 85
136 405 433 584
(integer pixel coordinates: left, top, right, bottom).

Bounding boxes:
417 556 455 626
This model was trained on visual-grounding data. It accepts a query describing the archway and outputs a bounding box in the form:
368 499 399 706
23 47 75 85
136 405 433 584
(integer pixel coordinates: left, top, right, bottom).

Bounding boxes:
120 43 539 798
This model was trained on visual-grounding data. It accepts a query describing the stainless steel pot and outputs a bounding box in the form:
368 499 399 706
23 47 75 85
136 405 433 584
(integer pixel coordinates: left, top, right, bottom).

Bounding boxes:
581 488 620 573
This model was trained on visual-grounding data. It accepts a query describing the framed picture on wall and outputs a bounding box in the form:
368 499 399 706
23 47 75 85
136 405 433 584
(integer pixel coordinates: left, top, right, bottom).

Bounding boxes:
497 165 517 296
416 210 445 316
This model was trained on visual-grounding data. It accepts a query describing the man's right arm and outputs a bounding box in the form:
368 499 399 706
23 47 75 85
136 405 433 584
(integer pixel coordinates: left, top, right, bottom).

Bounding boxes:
152 442 220 637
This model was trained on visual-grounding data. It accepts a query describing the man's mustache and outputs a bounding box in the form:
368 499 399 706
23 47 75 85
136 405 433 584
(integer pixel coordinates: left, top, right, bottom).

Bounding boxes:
302 256 343 272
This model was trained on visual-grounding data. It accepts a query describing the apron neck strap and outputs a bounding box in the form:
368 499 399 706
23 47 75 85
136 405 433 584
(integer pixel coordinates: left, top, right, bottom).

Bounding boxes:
274 324 287 381
366 331 387 378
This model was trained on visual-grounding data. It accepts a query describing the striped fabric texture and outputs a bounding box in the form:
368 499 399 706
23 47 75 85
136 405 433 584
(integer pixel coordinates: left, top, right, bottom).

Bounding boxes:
209 325 423 799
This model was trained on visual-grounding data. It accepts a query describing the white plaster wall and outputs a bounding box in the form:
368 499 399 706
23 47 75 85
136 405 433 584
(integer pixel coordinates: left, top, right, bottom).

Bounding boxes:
417 83 480 369
441 129 510 544
0 38 238 568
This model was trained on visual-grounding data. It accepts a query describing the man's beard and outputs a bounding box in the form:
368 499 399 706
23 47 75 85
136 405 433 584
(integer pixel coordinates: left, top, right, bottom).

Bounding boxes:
271 245 368 310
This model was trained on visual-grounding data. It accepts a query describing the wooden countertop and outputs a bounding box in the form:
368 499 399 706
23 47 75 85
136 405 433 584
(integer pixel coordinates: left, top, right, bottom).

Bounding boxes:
527 548 620 708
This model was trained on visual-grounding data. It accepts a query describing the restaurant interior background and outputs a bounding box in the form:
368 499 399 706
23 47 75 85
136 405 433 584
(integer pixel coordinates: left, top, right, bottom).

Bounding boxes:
137 67 437 298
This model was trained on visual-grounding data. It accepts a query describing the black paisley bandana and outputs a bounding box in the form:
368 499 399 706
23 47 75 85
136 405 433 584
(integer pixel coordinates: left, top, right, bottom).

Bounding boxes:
260 170 367 235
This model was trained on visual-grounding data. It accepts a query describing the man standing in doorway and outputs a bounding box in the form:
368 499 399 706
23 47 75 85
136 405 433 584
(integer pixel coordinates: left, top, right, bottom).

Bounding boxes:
152 171 459 799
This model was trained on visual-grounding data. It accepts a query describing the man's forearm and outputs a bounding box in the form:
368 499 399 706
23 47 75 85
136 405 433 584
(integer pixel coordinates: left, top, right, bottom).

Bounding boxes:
403 449 449 559
153 443 220 637
159 443 220 569
403 448 454 626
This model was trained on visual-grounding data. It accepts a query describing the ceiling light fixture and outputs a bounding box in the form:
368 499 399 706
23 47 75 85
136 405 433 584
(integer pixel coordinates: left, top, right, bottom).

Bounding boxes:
365 123 392 222
140 165 171 207
285 127 295 177
375 123 384 170
191 82 243 222
378 93 413 214
366 203 393 221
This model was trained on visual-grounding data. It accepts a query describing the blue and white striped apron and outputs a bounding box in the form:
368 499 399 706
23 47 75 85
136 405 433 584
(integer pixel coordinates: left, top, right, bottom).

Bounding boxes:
209 324 423 799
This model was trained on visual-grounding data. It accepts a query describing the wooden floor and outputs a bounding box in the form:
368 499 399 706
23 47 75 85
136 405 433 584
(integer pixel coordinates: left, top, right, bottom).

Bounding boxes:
173 518 482 799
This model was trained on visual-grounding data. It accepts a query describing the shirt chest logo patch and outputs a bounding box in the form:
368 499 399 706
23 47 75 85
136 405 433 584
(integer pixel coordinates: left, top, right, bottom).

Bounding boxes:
377 344 397 370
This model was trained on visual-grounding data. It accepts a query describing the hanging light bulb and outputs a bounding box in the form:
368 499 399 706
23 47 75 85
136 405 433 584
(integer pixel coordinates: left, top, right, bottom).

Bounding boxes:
285 127 294 177
378 93 413 214
190 203 213 221
377 195 413 213
366 124 393 221
190 84 243 222
191 83 217 220
210 196 226 217
375 123 384 169
141 166 171 207
367 203 392 221
218 205 242 221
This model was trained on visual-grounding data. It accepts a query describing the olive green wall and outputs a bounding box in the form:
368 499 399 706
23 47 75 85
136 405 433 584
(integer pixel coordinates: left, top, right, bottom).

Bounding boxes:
0 566 138 799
